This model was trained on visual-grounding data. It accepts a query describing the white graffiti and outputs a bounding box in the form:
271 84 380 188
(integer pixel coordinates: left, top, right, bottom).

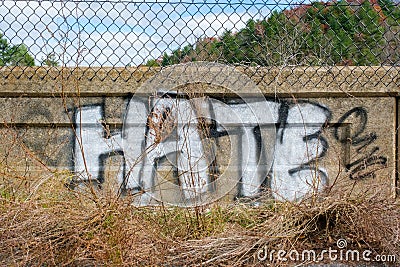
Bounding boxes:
74 105 123 185
124 96 210 203
73 97 329 203
272 102 329 201
207 98 275 198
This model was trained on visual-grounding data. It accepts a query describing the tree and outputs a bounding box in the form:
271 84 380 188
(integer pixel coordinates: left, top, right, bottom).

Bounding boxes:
263 11 306 65
217 30 244 63
354 0 385 65
0 33 35 66
379 0 396 16
149 0 398 67
41 52 59 67
145 59 159 67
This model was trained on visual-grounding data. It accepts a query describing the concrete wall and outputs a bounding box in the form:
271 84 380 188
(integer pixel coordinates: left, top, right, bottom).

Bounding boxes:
0 65 398 205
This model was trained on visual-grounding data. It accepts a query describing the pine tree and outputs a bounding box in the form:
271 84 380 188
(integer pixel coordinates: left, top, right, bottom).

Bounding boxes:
354 0 384 65
0 33 35 66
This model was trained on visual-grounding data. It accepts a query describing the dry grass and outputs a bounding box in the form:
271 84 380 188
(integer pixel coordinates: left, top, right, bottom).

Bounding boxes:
0 171 399 266
171 195 400 266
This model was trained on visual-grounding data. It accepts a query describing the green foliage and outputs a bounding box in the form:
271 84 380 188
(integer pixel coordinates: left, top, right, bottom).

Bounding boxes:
41 53 59 67
355 1 385 64
0 33 35 66
147 0 400 67
381 0 400 25
217 30 244 63
145 59 160 67
161 44 196 66
263 11 305 65
379 0 396 15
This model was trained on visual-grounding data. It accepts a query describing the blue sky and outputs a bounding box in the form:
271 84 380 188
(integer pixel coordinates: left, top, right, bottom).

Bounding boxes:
0 0 303 66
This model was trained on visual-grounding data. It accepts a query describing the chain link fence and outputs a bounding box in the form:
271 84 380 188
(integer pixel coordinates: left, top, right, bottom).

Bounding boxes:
0 0 399 83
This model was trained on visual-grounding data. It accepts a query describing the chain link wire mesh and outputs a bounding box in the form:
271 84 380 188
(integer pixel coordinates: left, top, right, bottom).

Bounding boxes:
0 0 399 83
